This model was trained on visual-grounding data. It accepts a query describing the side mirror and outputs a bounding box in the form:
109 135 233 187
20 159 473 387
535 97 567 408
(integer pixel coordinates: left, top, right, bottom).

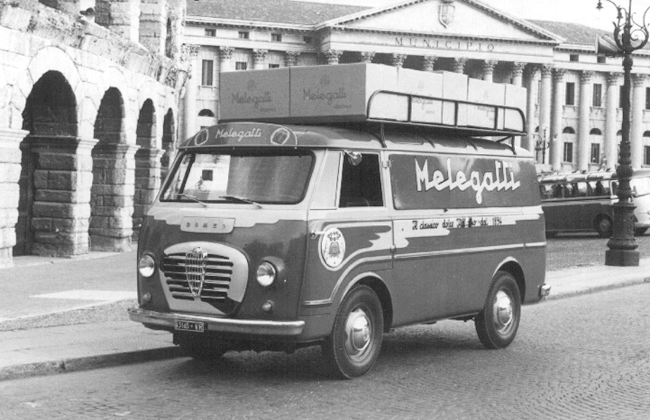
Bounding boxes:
345 151 363 166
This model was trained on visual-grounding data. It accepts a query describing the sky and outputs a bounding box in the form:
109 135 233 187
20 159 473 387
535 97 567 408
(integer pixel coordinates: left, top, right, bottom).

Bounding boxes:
291 0 628 31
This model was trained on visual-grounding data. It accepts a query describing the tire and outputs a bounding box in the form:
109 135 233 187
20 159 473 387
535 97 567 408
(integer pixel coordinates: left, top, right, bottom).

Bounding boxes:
635 227 648 236
322 285 384 379
176 336 228 361
475 271 521 349
596 216 613 238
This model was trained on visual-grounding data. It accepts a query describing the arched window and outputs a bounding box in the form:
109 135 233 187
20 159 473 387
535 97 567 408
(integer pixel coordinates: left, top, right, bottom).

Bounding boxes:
590 128 602 135
563 127 576 134
198 109 215 117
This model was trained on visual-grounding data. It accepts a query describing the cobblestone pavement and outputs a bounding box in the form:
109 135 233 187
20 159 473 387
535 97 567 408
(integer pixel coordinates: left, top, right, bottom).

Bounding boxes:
1 283 649 420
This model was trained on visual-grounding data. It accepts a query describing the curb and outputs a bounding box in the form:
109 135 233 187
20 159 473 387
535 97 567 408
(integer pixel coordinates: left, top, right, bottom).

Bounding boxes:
544 276 650 301
0 346 182 382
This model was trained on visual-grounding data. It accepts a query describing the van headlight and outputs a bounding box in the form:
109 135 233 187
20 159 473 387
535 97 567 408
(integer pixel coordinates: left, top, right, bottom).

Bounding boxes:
138 254 156 278
256 261 277 287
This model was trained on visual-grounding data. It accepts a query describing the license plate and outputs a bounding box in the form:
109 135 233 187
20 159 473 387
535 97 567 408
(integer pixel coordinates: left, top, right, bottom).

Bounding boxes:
175 320 205 333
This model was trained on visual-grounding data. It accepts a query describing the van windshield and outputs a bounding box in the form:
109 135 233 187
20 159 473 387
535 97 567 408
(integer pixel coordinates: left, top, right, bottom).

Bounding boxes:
161 150 314 204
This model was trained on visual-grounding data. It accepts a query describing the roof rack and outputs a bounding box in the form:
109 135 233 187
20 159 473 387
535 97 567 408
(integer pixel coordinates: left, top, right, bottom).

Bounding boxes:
365 90 526 139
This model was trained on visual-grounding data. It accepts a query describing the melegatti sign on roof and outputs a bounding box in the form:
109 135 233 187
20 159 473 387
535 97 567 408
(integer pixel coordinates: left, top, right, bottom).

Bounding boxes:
219 63 526 132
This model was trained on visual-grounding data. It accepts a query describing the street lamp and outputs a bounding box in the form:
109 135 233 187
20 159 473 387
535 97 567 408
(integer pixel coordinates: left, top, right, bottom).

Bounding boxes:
596 0 644 266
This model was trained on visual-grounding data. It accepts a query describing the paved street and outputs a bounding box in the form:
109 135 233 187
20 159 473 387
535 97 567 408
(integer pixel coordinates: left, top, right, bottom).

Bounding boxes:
1 283 649 420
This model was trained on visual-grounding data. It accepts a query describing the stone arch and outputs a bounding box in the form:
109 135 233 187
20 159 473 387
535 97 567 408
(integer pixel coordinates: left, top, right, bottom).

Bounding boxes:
90 87 138 252
92 66 133 143
17 70 95 257
16 47 84 132
133 99 163 240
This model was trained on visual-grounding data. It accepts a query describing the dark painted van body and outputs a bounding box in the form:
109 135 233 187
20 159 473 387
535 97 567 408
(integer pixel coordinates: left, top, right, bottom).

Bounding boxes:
129 121 548 378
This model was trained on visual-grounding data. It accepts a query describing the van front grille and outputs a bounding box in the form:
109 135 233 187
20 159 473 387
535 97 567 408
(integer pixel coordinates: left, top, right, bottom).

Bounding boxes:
162 252 234 302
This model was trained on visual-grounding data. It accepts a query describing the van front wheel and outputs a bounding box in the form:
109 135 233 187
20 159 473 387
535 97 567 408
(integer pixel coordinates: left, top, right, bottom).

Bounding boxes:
475 271 521 349
322 285 384 379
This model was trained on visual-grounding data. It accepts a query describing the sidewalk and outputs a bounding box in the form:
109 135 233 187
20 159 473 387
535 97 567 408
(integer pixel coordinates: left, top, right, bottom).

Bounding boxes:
1 252 649 381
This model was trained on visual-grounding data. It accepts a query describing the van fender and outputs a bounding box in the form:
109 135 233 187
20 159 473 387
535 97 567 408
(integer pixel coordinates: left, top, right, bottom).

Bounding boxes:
492 256 526 301
334 271 394 332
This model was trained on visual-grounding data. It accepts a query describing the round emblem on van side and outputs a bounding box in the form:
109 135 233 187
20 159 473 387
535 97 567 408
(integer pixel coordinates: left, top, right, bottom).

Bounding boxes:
321 228 346 268
270 127 292 145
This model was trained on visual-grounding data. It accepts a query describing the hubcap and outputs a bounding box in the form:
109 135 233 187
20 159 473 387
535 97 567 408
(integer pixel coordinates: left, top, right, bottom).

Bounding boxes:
492 290 514 335
344 307 373 362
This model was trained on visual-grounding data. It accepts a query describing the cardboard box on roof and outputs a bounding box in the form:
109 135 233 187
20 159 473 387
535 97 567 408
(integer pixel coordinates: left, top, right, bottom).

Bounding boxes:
397 68 444 125
219 68 290 122
217 63 526 133
289 63 398 122
440 71 468 126
464 78 506 130
504 84 527 132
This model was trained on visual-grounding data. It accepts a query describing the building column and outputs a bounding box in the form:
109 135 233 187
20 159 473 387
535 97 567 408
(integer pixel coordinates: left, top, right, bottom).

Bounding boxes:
218 46 234 72
323 50 342 65
359 51 375 63
133 147 164 241
422 55 436 71
482 60 498 82
29 136 98 257
538 64 553 165
284 51 301 67
511 62 525 87
453 57 467 74
632 73 646 168
90 143 139 252
550 68 566 171
0 128 28 268
524 65 539 153
577 71 594 170
181 44 200 141
252 49 268 70
391 54 406 68
605 72 620 170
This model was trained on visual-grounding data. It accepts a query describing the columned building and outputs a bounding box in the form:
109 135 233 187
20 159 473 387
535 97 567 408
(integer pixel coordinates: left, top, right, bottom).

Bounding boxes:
181 0 650 173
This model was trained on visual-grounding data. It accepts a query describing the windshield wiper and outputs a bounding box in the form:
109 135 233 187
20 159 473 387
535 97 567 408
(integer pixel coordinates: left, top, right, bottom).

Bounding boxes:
176 193 207 207
219 195 262 208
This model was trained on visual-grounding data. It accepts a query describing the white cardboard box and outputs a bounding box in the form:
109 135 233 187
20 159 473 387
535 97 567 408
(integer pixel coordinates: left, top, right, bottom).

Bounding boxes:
219 68 291 122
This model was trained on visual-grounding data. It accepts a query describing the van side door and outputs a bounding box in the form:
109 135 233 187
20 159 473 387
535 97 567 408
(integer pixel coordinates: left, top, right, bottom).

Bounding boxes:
301 151 393 319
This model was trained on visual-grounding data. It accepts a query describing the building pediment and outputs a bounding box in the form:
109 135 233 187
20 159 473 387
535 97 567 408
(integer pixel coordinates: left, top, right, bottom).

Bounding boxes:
319 0 562 45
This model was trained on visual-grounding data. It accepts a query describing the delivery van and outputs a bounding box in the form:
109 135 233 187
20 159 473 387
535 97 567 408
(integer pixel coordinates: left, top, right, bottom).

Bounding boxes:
128 64 549 378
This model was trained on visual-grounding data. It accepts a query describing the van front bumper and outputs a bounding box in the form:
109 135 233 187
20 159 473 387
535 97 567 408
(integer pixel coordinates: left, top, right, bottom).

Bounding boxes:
128 307 305 336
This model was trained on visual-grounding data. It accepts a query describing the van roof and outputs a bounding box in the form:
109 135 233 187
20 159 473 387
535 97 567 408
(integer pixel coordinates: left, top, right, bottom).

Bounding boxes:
178 122 530 158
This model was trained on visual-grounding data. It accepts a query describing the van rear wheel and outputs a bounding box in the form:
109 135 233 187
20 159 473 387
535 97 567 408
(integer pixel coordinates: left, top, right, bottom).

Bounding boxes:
322 285 384 379
475 271 521 349
596 216 613 238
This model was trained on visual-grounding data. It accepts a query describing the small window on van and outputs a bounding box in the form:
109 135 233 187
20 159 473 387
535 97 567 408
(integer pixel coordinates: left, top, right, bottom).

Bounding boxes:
339 153 383 207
